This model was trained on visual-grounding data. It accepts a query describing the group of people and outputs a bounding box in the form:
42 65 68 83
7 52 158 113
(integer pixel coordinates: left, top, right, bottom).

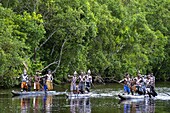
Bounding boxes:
20 67 157 97
20 69 54 92
119 71 157 97
69 70 93 94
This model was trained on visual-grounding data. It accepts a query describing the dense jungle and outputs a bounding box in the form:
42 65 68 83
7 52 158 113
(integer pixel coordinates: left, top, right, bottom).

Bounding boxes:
0 0 170 88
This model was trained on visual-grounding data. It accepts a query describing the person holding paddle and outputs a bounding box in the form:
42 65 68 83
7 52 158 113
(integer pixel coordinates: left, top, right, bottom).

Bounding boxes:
70 71 78 94
119 73 131 95
146 74 157 97
46 69 53 91
34 71 41 91
21 68 29 92
150 73 155 88
85 69 92 93
78 71 85 94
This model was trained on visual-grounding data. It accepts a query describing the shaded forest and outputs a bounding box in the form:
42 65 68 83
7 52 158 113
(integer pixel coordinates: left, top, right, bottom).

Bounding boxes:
0 0 170 87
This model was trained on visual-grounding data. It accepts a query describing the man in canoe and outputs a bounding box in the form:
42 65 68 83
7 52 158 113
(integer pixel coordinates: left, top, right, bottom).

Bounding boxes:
146 74 157 97
150 73 155 88
70 71 78 94
119 73 131 95
34 71 41 91
41 75 48 92
78 71 85 94
27 75 33 91
130 78 138 95
46 69 53 91
21 68 29 92
85 69 92 93
134 72 147 95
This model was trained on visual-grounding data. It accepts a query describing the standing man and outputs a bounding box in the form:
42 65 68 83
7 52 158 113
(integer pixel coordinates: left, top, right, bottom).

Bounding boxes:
150 73 155 88
46 70 53 91
135 73 142 93
27 75 33 91
85 69 92 92
21 68 28 92
119 73 131 94
78 71 85 94
70 71 78 94
34 71 41 91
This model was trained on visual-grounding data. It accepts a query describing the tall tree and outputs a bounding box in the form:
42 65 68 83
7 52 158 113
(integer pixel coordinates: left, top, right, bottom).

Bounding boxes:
0 5 45 87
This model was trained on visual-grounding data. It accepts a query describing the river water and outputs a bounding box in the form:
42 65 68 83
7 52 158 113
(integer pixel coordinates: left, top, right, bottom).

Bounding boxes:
0 82 170 113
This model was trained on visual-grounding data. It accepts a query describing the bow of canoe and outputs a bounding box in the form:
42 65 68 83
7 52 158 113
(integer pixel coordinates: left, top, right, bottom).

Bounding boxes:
118 94 149 100
11 90 60 96
66 93 92 99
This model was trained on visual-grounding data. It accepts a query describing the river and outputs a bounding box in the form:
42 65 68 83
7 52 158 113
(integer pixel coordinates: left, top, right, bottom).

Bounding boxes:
0 82 170 113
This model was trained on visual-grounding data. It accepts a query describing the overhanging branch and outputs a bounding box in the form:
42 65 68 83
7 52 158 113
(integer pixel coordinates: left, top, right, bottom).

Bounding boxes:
53 38 67 73
36 30 57 51
41 61 58 72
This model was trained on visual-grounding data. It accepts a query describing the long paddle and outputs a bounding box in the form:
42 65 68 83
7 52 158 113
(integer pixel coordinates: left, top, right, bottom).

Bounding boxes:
91 82 95 88
112 79 124 86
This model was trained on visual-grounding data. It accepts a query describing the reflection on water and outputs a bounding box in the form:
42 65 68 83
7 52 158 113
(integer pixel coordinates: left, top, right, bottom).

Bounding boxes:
70 98 91 113
43 96 53 113
120 99 155 113
20 97 31 113
20 95 53 113
1 83 170 113
18 95 91 113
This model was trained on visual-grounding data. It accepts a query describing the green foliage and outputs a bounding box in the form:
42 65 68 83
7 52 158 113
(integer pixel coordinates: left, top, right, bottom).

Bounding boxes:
0 0 170 88
0 4 45 87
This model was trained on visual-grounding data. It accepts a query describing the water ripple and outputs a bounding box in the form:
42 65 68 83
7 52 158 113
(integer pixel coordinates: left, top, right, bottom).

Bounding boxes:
89 87 170 100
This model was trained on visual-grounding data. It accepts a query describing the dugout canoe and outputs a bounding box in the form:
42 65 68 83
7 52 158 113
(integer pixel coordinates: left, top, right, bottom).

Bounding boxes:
11 90 65 96
118 94 150 100
66 92 92 99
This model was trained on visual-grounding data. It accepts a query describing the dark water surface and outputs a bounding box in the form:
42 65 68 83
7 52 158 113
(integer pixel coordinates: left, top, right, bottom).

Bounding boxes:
0 82 170 113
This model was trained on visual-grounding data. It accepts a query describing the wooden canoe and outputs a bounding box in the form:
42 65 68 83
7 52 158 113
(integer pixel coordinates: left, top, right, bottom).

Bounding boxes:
11 90 64 96
66 93 92 99
118 94 149 100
